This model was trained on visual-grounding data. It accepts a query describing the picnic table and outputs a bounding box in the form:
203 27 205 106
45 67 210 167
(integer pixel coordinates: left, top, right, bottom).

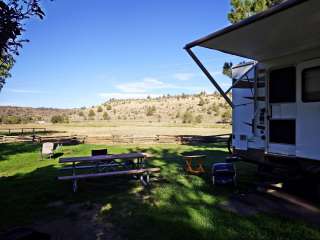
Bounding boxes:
58 152 160 192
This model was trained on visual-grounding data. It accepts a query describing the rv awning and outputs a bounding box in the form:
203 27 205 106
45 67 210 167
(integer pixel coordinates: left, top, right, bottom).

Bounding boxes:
185 0 320 61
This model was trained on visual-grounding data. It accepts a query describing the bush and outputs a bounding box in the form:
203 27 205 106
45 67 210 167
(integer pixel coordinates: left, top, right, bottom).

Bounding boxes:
0 115 21 124
51 115 69 124
221 110 232 123
195 115 203 124
182 111 193 124
103 112 110 120
106 104 112 110
78 111 84 117
88 109 95 118
146 106 156 116
97 106 103 112
198 98 205 106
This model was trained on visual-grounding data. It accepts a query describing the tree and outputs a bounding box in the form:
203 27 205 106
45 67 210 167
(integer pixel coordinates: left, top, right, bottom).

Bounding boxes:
222 62 233 78
51 115 69 124
182 111 193 124
0 0 46 91
97 106 103 112
106 104 112 110
223 0 282 78
228 0 282 24
103 112 110 120
0 56 13 91
88 109 95 118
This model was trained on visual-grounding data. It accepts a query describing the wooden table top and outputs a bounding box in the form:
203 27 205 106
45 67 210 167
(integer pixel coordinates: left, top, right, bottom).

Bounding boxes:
59 152 147 163
182 155 206 159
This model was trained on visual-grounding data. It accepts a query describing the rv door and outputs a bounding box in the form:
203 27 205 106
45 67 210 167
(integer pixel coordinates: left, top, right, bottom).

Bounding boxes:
267 66 296 156
296 59 320 161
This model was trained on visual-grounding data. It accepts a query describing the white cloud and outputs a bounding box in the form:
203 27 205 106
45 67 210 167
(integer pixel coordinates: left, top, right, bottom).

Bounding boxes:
5 88 48 94
173 73 194 81
115 77 174 93
98 92 162 100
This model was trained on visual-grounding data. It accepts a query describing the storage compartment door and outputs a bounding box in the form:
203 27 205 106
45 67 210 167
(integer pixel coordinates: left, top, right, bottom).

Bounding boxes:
296 59 320 160
267 67 296 156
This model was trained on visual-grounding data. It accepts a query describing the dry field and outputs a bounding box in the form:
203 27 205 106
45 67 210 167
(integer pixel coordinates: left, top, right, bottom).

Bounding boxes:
0 121 231 137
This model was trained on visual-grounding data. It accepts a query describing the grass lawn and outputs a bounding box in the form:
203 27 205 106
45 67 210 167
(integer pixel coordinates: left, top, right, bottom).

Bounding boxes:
0 142 319 239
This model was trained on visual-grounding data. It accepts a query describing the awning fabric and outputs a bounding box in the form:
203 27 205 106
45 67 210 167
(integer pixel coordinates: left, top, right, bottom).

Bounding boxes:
185 0 320 61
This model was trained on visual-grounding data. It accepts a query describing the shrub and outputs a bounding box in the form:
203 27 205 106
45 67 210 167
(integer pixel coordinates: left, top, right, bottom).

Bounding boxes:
195 115 203 124
198 98 205 106
211 103 219 113
182 111 193 124
51 115 69 124
146 106 156 116
221 110 232 123
0 115 22 124
103 112 110 120
97 106 103 112
78 111 84 117
88 109 95 117
106 104 112 110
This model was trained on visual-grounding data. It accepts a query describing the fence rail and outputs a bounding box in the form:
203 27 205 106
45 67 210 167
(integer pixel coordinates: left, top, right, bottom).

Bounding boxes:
0 128 47 136
85 134 231 145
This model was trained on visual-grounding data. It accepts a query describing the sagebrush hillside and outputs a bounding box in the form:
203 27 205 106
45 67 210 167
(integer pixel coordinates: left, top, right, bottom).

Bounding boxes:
0 106 75 124
0 92 232 125
75 92 231 125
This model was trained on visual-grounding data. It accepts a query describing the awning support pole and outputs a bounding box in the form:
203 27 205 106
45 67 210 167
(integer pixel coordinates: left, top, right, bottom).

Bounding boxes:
185 48 233 108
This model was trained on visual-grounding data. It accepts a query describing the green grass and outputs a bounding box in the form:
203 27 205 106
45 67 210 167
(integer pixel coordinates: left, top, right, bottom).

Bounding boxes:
0 142 319 239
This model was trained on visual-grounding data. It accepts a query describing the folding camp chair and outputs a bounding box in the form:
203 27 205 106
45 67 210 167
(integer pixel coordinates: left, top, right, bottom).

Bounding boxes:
41 142 55 160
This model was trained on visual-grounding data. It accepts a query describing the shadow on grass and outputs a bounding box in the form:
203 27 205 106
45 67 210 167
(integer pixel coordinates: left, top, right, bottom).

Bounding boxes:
0 143 319 240
0 143 40 161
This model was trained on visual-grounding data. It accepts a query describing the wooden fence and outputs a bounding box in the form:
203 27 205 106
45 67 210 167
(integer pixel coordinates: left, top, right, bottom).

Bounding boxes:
0 128 47 136
85 134 231 145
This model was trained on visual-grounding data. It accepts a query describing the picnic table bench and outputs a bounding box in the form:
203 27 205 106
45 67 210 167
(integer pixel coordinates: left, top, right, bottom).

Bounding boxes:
58 152 160 192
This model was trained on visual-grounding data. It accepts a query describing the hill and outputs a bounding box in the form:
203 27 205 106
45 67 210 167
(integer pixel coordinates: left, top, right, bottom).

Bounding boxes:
0 92 232 125
0 106 75 124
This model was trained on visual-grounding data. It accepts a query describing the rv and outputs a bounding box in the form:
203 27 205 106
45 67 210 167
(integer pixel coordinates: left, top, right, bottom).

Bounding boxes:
184 0 320 181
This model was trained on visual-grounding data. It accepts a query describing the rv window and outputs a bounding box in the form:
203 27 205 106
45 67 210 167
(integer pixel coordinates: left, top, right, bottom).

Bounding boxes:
302 67 320 102
269 119 295 145
269 67 296 103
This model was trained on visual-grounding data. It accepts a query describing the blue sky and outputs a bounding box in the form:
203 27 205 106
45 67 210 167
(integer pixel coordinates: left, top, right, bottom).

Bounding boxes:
0 0 243 108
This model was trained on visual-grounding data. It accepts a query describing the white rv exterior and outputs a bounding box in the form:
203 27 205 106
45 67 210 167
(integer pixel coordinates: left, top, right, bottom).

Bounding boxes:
232 56 320 165
185 0 320 175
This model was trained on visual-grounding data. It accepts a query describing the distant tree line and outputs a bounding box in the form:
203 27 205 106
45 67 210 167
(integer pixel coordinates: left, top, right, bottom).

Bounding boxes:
0 115 34 124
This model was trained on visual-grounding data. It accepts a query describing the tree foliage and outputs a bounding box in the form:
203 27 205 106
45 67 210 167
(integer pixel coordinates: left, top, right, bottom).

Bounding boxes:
0 0 46 90
223 0 282 78
222 62 233 78
51 114 69 124
228 0 282 24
